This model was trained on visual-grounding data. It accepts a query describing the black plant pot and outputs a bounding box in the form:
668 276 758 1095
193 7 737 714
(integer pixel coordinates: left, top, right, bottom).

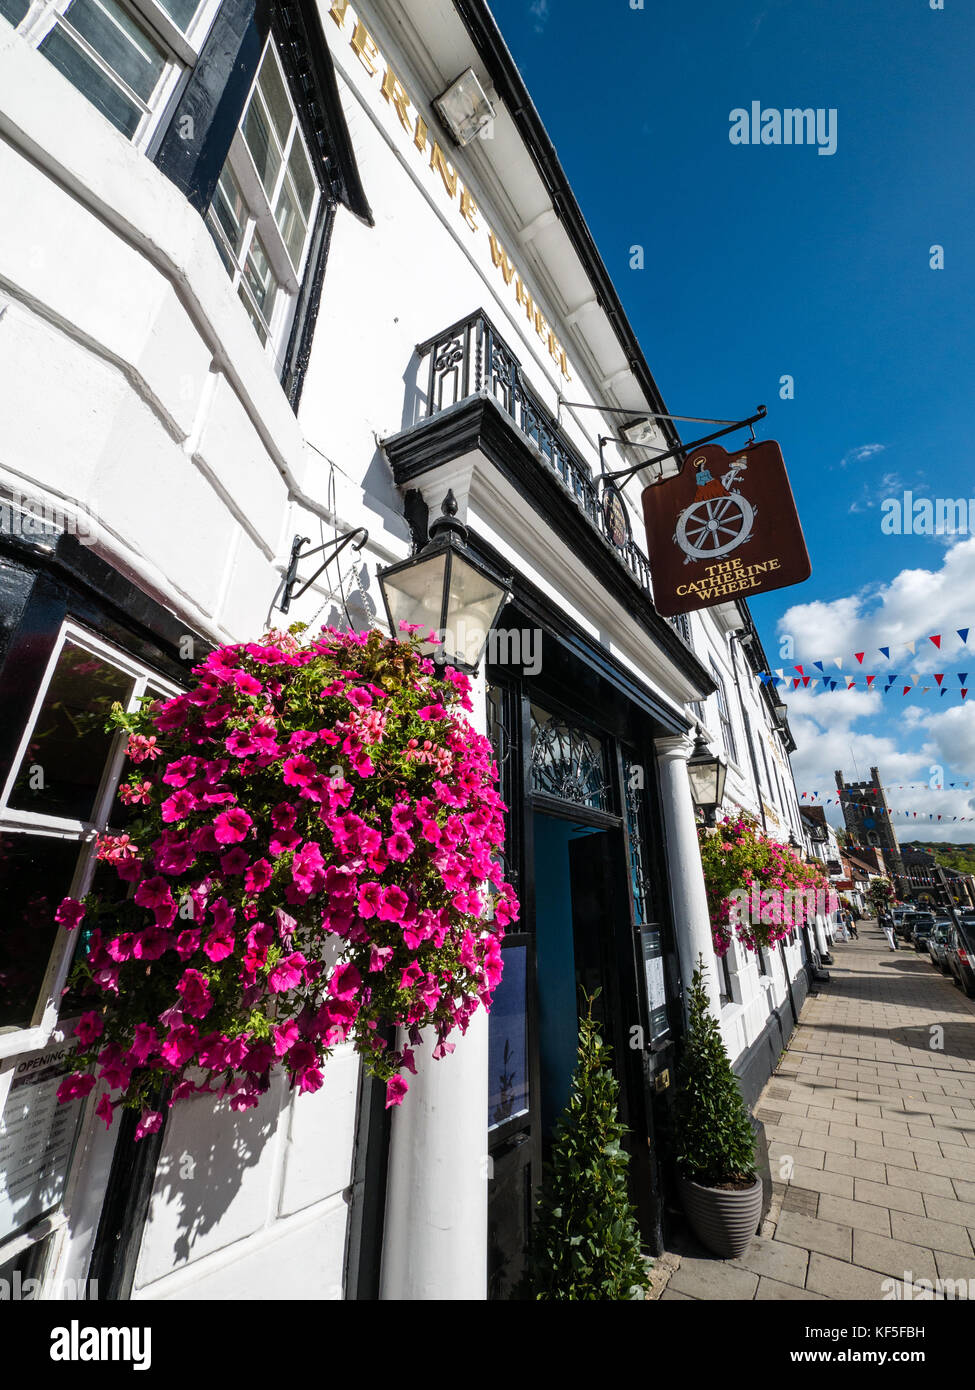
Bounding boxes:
678 1175 763 1259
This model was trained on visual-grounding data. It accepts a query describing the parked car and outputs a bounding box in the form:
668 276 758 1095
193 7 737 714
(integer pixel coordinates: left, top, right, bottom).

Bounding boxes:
909 913 937 952
945 919 975 997
896 913 919 940
927 922 953 974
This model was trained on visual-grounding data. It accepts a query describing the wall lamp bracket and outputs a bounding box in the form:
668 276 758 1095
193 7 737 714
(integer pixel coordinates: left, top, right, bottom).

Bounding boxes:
278 527 369 614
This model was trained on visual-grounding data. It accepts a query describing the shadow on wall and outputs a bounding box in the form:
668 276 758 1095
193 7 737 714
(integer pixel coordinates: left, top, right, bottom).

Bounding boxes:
143 1079 281 1273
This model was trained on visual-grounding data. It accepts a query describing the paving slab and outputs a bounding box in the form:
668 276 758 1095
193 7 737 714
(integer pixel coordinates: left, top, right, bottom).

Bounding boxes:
755 1276 826 1300
817 1194 891 1236
667 1256 760 1301
851 1229 939 1282
773 1210 853 1261
824 1152 887 1184
888 1211 974 1258
729 1234 808 1287
853 1177 926 1215
805 1252 888 1300
921 1193 975 1228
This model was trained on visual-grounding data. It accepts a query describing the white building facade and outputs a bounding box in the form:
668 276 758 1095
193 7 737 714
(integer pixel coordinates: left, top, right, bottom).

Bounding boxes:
0 0 814 1301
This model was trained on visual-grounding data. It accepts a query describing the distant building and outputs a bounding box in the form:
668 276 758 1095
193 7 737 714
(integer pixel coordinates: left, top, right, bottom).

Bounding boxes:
900 847 975 909
834 766 904 879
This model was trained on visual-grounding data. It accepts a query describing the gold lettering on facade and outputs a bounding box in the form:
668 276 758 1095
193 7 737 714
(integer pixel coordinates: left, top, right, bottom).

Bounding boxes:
515 278 535 322
413 112 428 153
328 0 350 27
488 233 517 285
350 20 380 75
429 142 458 200
459 185 479 232
381 67 413 133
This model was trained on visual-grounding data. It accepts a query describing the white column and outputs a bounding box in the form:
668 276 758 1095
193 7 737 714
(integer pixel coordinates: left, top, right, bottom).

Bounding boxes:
379 665 489 1300
379 1008 488 1299
655 734 723 1020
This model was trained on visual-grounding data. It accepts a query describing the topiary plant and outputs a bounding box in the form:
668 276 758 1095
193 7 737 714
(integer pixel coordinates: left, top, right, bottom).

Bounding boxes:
672 957 756 1188
528 994 649 1300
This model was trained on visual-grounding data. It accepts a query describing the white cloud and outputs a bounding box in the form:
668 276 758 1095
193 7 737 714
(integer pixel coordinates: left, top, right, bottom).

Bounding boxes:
839 443 885 469
529 0 550 31
777 537 975 676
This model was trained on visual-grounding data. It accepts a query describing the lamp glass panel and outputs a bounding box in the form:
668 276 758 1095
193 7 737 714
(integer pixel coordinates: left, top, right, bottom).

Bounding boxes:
442 551 508 667
437 69 493 145
380 552 447 642
687 758 719 810
713 756 728 807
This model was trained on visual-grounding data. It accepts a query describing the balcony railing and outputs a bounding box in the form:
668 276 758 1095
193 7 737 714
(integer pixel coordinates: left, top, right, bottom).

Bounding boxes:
416 310 659 599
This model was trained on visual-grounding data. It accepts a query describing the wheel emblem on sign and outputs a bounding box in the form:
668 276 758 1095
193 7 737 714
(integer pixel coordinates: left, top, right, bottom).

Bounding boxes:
674 455 757 562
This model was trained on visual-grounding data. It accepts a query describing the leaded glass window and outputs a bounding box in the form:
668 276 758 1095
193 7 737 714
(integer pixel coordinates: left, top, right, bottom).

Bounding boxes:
529 704 609 811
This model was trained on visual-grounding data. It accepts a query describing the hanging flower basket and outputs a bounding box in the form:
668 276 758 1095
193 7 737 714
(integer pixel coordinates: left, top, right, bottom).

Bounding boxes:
55 623 518 1138
698 816 835 957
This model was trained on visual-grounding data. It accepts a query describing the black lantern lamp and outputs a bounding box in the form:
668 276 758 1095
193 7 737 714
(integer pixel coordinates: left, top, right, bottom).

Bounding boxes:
686 733 727 826
377 492 511 673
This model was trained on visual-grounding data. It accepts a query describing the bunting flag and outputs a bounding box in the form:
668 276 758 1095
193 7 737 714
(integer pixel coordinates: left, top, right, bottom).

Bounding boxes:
755 625 975 677
935 674 945 686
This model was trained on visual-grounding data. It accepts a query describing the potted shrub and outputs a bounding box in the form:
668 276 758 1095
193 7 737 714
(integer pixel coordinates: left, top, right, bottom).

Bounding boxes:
672 958 762 1258
527 994 649 1300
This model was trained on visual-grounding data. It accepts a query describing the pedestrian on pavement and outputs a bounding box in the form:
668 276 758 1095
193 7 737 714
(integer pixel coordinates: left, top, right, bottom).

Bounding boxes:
847 910 858 940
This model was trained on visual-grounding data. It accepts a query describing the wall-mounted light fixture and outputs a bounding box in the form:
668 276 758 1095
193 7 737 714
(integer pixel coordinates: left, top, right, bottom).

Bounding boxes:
377 492 510 673
434 68 495 146
687 733 728 827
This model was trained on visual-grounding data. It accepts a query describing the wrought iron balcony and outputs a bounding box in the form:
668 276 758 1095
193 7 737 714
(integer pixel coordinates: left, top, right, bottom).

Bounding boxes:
415 310 660 600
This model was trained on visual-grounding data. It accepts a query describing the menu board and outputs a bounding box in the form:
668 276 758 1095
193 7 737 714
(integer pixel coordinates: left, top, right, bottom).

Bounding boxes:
641 929 670 1041
0 1042 86 1243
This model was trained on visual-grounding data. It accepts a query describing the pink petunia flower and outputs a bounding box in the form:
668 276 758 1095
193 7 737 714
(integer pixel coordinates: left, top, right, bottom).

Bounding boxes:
55 897 86 931
213 807 253 844
57 1072 96 1104
385 1075 409 1107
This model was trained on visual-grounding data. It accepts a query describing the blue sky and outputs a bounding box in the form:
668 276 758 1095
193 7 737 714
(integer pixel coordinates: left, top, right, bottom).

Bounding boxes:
490 0 975 838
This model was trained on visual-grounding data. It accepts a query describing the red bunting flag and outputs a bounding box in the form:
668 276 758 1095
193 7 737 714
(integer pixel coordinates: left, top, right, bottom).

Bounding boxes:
855 652 865 664
935 674 944 686
866 675 875 686
930 635 942 648
903 686 911 694
963 690 969 700
795 665 804 675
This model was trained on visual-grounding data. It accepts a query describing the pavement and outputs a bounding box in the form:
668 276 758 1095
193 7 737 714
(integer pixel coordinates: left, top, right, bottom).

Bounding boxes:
653 920 975 1301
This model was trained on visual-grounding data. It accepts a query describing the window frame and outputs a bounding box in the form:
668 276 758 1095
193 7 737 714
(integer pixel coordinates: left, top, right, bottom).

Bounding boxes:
0 620 179 1060
205 35 323 370
709 656 740 767
11 0 221 151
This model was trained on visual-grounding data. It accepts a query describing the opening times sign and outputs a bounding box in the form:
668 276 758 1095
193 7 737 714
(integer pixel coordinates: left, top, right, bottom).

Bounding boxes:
0 1040 86 1243
641 440 811 617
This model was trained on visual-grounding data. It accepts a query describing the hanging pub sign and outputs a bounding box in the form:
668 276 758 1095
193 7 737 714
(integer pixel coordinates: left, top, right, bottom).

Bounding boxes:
641 439 810 617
